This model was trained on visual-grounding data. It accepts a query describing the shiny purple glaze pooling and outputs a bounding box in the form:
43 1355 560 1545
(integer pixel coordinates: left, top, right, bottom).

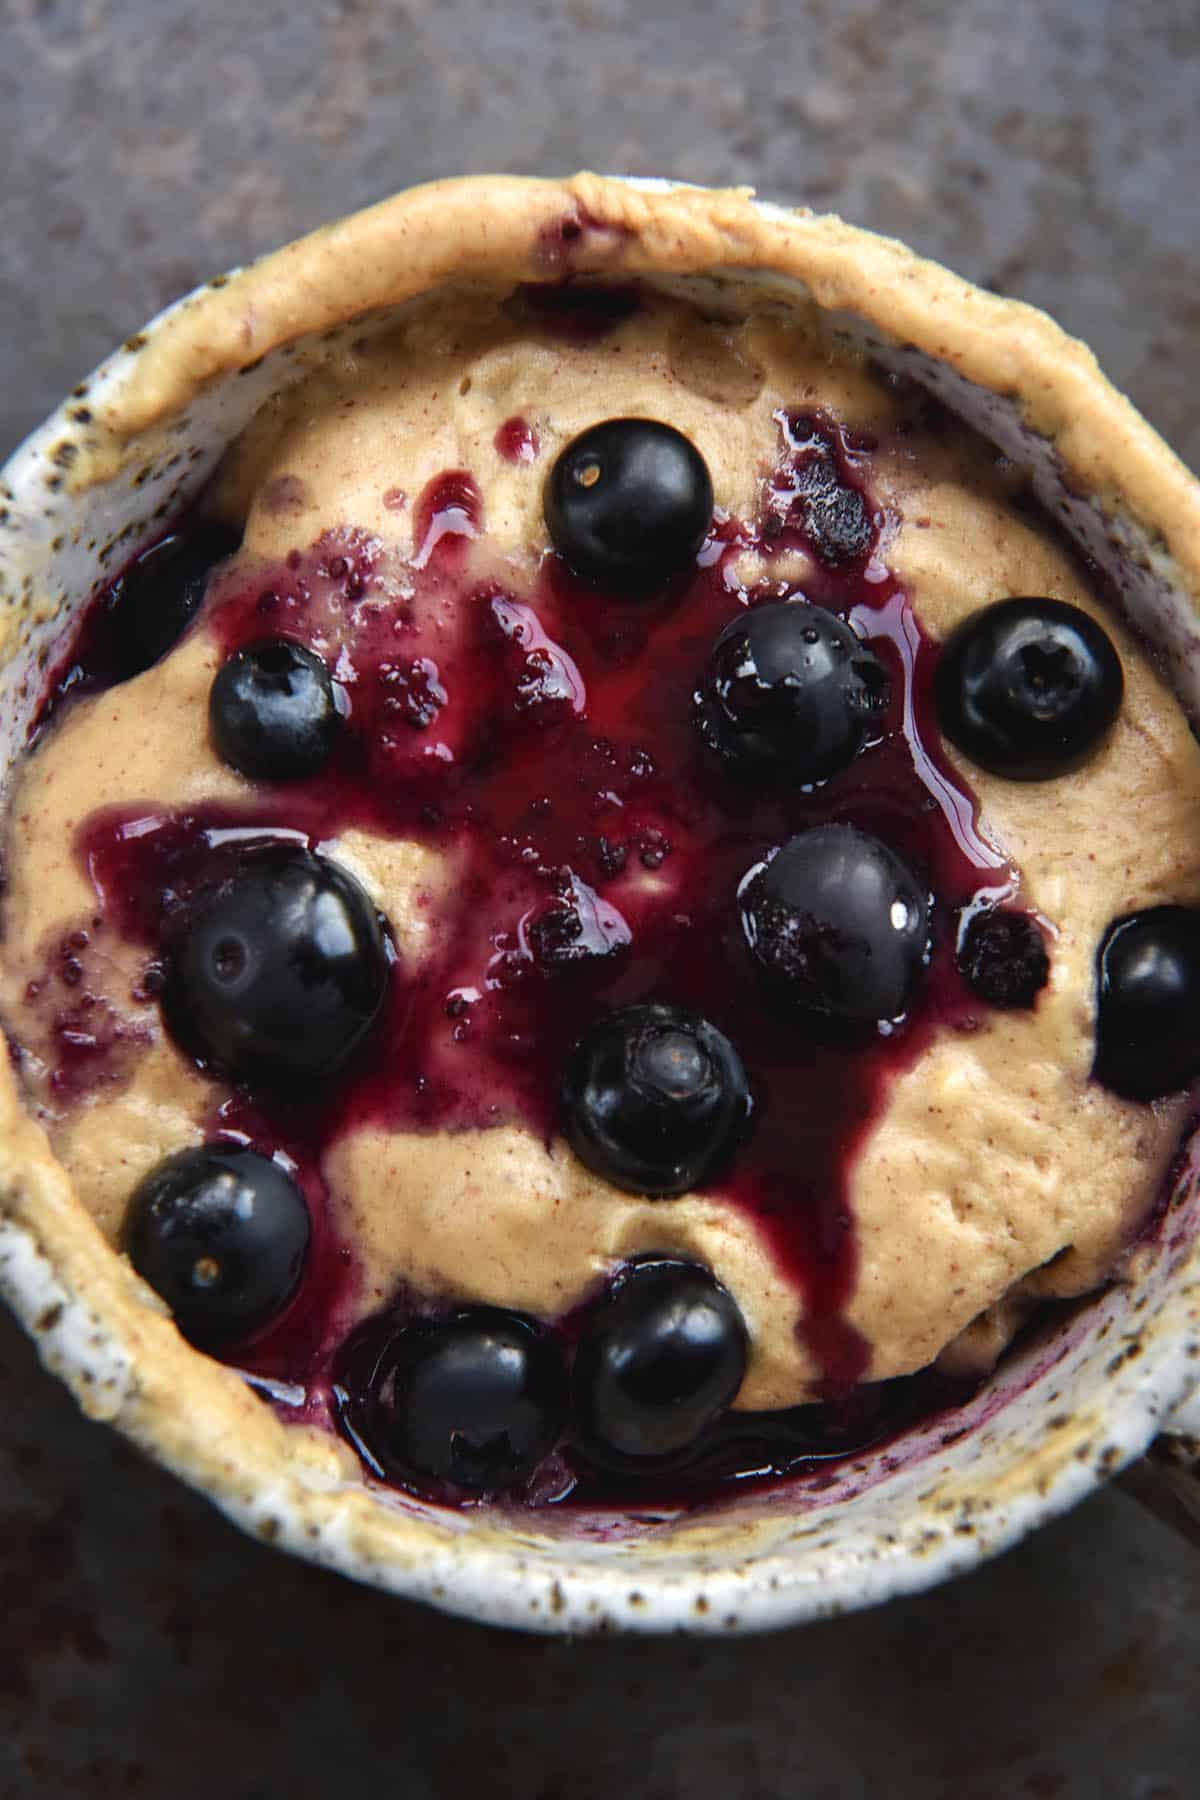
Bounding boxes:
50 406 1023 1503
494 416 540 465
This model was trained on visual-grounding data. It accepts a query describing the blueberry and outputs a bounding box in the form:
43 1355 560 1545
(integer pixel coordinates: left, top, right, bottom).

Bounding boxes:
957 908 1050 1008
364 1310 567 1493
696 600 889 781
798 468 871 566
739 824 930 1027
210 639 340 781
544 419 713 590
1094 907 1200 1100
107 523 240 679
124 1144 309 1346
562 1003 751 1197
935 597 1123 780
573 1259 748 1463
782 421 873 565
163 848 389 1087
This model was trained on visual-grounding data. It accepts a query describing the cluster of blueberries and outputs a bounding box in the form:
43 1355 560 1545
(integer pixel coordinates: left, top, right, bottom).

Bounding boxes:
91 416 1200 1494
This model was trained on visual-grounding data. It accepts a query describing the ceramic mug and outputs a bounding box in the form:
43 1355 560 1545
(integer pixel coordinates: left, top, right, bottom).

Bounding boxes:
2 175 1199 1635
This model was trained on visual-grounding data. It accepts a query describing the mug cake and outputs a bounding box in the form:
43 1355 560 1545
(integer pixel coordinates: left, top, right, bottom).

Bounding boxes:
2 177 1199 1624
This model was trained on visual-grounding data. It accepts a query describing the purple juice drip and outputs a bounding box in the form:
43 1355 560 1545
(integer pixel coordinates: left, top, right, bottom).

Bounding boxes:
505 281 642 343
17 923 154 1104
494 417 540 464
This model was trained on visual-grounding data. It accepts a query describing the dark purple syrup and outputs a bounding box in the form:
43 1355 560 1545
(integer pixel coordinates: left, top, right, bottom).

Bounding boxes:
53 411 1018 1501
494 416 540 465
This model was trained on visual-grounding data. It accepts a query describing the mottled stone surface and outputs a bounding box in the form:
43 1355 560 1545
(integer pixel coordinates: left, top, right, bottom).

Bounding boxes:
2 0 1200 1794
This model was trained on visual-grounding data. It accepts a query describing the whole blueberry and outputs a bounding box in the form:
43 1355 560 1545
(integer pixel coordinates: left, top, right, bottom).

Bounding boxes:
935 597 1123 780
365 1310 568 1493
739 824 930 1027
124 1144 309 1346
562 1004 751 1197
210 639 340 781
544 419 713 590
163 848 389 1087
108 523 241 680
696 600 889 781
1094 907 1200 1100
573 1259 748 1463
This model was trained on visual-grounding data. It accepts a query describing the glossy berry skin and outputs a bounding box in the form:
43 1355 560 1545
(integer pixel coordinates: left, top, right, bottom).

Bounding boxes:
210 639 340 781
1093 907 1200 1100
124 1145 309 1347
935 596 1123 780
957 908 1050 1009
561 1004 751 1197
164 848 389 1088
696 600 889 782
544 419 713 590
108 523 241 680
365 1310 568 1493
739 824 930 1027
573 1260 748 1463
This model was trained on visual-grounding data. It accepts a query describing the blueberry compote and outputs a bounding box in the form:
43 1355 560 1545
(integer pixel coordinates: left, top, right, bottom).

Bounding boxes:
53 406 1029 1509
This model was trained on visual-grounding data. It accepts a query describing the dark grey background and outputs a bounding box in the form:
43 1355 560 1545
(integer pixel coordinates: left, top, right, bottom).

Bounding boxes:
2 1 1199 1794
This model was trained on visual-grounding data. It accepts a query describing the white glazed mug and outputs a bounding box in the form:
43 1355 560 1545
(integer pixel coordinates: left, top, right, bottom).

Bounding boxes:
2 175 1199 1634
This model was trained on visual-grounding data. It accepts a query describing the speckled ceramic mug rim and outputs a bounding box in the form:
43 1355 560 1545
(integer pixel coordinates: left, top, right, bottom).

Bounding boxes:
2 175 1200 1636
